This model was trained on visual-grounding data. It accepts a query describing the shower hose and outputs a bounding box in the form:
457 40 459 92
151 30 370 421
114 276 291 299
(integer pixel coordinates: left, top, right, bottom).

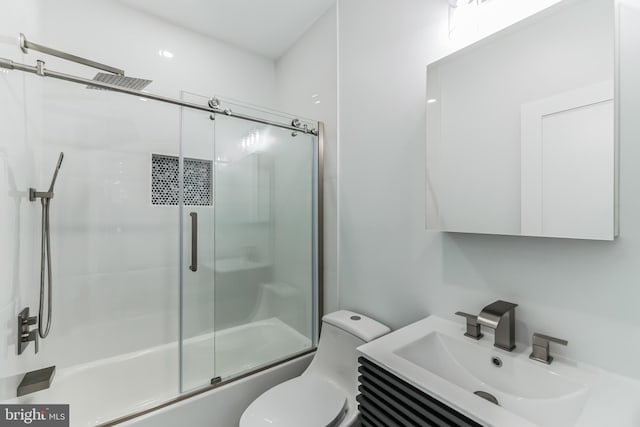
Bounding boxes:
33 151 63 340
38 194 53 339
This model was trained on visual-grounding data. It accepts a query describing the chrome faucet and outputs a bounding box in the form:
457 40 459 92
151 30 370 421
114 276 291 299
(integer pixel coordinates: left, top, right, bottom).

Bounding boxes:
476 300 518 351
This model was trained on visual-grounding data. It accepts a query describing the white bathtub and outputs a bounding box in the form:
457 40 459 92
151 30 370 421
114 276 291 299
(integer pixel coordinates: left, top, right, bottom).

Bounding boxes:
121 353 313 427
7 318 311 427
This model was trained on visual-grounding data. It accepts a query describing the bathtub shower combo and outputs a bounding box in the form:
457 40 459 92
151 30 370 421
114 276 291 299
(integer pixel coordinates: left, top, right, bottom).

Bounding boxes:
1 34 322 426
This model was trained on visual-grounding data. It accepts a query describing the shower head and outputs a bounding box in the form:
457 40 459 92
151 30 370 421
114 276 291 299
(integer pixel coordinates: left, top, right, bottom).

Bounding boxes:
48 152 64 193
16 33 152 91
87 72 152 91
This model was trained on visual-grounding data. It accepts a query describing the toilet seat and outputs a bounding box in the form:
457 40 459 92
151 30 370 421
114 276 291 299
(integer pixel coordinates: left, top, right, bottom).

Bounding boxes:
239 376 348 427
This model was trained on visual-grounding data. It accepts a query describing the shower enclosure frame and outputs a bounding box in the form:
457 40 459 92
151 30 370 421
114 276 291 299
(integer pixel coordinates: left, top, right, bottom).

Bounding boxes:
1 50 325 425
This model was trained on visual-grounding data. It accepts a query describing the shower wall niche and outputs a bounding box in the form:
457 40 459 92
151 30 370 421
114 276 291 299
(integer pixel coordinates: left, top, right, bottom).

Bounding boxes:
151 154 213 206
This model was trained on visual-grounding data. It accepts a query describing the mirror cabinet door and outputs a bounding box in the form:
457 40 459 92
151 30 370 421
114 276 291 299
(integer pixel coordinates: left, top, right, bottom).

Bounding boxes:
426 0 617 240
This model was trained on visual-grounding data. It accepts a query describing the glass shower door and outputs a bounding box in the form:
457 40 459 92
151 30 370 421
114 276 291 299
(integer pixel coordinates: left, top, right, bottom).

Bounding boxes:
180 95 319 391
179 93 216 392
213 113 317 381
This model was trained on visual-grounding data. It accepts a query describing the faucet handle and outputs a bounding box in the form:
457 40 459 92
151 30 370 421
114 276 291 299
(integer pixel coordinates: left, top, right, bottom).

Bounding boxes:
455 312 484 340
20 330 38 354
529 333 567 364
533 333 568 346
31 331 39 354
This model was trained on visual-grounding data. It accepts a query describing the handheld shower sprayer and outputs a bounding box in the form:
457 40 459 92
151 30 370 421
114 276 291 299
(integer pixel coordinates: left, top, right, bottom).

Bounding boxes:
29 152 64 340
29 152 64 201
49 152 64 193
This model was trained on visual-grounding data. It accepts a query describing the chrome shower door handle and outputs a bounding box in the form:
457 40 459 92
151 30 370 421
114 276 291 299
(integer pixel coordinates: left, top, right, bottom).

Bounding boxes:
190 212 198 272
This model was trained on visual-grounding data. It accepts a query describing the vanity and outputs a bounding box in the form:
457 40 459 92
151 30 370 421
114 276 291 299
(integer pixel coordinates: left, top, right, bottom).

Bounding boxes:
356 314 640 426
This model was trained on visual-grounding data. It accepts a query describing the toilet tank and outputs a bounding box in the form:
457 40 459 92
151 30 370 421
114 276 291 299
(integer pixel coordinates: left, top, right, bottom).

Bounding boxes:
305 311 390 395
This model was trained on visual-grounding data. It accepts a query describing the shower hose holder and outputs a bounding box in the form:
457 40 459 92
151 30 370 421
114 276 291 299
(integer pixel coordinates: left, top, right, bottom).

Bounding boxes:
29 188 54 201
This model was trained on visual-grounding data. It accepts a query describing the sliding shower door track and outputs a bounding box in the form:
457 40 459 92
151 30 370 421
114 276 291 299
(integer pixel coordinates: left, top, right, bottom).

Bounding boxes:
96 348 316 427
0 57 317 136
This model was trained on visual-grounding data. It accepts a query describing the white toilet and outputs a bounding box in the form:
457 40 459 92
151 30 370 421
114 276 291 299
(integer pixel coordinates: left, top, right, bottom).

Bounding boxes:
239 310 390 427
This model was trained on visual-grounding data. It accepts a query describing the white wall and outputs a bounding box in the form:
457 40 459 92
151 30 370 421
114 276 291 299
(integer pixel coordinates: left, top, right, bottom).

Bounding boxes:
0 0 279 401
0 0 42 402
275 5 339 315
338 0 640 380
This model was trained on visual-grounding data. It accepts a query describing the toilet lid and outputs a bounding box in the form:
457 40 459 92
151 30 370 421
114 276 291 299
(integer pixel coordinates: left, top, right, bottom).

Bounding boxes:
239 376 348 427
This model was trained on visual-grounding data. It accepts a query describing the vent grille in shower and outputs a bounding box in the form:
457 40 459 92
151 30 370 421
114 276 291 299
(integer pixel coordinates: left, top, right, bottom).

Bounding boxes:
151 154 212 206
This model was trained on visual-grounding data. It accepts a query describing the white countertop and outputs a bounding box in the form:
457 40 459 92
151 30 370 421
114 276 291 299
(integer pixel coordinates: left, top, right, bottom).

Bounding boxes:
357 315 640 427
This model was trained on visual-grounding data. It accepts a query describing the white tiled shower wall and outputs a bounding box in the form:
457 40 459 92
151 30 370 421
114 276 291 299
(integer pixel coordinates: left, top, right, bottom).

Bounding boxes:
0 0 275 396
0 0 337 401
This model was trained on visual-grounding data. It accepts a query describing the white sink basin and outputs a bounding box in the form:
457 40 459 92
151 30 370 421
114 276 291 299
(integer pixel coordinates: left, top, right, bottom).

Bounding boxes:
395 332 588 426
358 315 640 427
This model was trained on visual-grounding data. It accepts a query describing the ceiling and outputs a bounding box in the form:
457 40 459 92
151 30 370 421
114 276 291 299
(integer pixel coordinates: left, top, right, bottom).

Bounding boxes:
118 0 336 59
